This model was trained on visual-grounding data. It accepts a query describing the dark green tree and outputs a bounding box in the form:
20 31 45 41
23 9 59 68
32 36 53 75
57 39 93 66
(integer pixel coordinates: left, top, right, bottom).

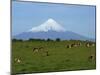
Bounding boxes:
47 38 51 41
56 38 60 41
12 39 17 41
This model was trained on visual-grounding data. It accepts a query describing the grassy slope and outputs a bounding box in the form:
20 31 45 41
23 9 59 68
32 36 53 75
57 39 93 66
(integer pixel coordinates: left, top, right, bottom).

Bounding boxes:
12 40 96 74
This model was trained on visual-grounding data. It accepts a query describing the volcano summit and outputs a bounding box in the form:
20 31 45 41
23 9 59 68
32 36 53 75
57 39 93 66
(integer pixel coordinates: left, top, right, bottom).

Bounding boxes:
28 18 66 32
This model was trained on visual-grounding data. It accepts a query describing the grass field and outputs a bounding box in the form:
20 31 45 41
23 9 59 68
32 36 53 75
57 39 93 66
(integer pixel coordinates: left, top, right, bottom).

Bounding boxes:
12 40 96 74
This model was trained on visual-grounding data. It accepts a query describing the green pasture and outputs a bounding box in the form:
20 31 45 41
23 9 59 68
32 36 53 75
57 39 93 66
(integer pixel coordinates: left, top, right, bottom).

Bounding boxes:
12 40 96 74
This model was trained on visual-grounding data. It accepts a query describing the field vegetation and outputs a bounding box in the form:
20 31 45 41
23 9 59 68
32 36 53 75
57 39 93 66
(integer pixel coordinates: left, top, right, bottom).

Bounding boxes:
12 39 96 74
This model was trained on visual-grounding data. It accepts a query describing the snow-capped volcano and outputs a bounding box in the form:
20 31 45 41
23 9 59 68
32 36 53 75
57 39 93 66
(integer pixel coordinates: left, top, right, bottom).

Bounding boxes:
13 18 94 41
28 18 66 32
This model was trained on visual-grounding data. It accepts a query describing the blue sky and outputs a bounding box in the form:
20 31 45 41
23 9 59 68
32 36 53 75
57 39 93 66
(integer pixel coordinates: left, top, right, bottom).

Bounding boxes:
12 1 96 39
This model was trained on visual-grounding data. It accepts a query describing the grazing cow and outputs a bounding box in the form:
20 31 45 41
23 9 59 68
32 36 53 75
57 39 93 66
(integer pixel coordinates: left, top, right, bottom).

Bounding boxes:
71 43 79 47
32 47 50 56
88 55 94 61
77 42 82 46
86 42 95 47
86 43 90 47
38 47 44 51
33 48 39 53
71 44 75 47
32 47 44 53
92 43 95 47
67 45 71 48
14 58 21 63
73 44 78 47
17 59 21 63
67 42 82 48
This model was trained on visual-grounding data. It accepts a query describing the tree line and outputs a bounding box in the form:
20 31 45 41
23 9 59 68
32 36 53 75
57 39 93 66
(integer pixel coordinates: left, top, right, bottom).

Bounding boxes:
12 38 61 42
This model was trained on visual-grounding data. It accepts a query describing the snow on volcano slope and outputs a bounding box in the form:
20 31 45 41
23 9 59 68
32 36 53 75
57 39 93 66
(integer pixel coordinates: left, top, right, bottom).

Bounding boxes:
28 18 66 32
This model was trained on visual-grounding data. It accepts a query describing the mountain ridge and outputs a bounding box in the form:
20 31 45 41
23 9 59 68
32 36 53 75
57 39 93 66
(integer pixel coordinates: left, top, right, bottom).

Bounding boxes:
13 30 95 41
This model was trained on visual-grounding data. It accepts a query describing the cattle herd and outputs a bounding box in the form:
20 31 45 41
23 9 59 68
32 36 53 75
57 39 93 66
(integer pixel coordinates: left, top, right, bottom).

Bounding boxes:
66 42 82 48
66 42 95 61
14 41 95 64
66 42 95 48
